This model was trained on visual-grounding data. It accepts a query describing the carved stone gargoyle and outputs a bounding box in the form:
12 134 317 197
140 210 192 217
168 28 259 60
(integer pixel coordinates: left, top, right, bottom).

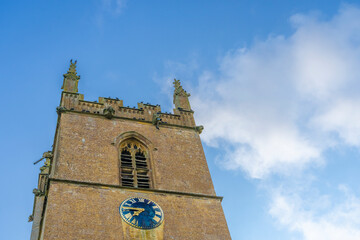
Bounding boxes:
32 188 44 197
28 215 34 222
152 112 163 130
56 106 67 115
33 151 53 173
195 125 204 134
103 106 115 119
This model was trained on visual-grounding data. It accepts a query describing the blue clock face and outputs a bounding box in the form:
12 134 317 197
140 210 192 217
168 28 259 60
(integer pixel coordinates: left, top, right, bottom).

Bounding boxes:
119 197 164 229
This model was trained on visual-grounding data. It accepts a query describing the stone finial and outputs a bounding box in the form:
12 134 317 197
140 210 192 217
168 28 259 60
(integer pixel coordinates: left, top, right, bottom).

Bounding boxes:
173 79 191 111
61 59 80 93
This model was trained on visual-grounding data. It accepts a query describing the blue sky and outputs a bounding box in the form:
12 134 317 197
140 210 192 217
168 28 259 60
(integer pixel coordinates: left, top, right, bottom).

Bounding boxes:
1 1 360 239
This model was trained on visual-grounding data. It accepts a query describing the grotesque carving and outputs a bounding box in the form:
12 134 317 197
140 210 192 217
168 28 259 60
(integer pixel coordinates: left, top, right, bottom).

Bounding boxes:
152 112 163 130
32 188 44 197
33 151 53 173
103 106 115 119
56 106 67 115
195 125 204 134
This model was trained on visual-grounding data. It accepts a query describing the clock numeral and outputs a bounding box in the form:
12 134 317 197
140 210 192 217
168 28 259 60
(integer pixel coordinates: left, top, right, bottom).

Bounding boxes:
129 199 136 204
124 213 132 219
131 217 138 225
138 198 145 202
153 215 161 223
124 203 131 207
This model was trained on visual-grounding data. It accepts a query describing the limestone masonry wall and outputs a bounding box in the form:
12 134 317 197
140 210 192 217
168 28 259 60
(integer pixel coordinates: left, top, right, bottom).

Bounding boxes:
51 112 215 195
41 182 231 240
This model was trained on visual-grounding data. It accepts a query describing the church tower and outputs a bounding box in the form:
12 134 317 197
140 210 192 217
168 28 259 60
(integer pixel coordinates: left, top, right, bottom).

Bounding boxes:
29 60 231 240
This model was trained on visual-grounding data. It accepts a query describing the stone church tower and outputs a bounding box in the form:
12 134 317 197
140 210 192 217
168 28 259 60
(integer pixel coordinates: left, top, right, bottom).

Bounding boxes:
29 60 231 239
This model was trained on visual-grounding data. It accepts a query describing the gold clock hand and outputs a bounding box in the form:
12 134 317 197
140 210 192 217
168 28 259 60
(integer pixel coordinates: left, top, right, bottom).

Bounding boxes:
122 207 145 211
122 207 145 217
133 210 144 216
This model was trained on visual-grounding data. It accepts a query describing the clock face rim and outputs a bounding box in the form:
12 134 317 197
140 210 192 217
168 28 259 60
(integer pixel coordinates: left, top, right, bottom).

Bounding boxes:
119 197 164 230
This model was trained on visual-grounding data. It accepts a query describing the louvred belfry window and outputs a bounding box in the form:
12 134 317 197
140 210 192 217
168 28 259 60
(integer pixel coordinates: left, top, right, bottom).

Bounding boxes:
120 140 150 189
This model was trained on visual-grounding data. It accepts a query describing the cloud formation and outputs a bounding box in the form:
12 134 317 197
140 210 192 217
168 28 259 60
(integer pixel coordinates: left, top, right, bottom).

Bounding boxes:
151 5 360 239
192 5 360 179
157 6 360 238
269 186 360 240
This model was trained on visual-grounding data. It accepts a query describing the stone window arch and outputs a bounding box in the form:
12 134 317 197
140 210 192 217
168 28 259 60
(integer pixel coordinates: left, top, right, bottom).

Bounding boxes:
119 139 150 188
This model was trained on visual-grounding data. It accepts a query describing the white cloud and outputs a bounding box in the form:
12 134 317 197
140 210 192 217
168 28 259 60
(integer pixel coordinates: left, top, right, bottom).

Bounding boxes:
191 5 360 178
269 187 360 240
311 98 360 146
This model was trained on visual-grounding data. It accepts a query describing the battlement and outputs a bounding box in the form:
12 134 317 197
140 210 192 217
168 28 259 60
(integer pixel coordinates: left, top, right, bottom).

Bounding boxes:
57 60 202 130
59 91 196 128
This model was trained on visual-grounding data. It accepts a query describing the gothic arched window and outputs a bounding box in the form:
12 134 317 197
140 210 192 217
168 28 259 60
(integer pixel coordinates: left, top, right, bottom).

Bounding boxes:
119 140 150 189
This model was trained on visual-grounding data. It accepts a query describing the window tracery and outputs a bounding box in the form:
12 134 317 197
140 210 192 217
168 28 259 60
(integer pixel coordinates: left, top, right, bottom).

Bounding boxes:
120 140 150 188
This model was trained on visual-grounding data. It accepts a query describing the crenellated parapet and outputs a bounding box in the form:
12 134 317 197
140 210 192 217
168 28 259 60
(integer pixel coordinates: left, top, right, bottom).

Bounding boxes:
59 92 195 128
58 61 198 129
